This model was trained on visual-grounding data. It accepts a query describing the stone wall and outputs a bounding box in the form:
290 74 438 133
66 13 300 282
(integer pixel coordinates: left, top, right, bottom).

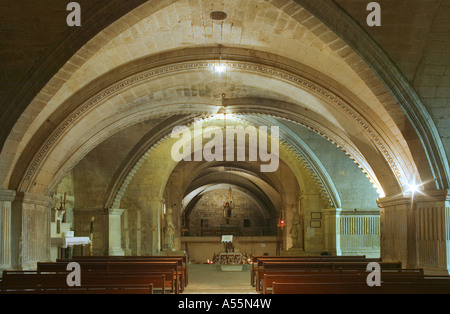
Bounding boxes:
284 121 380 210
187 189 269 237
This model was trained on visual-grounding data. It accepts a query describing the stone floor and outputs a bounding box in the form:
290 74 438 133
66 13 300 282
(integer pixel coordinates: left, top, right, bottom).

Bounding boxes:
182 264 258 294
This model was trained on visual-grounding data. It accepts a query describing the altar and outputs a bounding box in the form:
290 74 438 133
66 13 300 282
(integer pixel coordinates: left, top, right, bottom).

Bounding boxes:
218 252 243 265
51 236 91 259
217 235 245 271
50 193 92 260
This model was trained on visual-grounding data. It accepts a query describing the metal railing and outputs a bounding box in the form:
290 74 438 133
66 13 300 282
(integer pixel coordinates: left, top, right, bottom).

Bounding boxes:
185 226 277 237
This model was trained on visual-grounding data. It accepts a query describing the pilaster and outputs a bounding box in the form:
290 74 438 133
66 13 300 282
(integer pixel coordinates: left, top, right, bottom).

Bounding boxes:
138 195 162 255
149 197 163 255
0 189 16 271
378 190 450 275
108 208 125 256
11 192 53 270
323 208 342 256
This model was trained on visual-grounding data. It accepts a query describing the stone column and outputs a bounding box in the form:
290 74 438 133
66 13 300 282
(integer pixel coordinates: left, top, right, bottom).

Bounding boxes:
378 190 450 275
149 197 162 255
108 208 125 256
0 189 16 271
139 196 162 255
123 209 132 255
415 190 450 275
11 192 53 270
323 208 342 256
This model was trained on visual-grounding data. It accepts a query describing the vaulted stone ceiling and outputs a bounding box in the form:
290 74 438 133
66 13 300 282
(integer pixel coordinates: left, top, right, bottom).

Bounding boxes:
1 0 449 203
2 0 448 129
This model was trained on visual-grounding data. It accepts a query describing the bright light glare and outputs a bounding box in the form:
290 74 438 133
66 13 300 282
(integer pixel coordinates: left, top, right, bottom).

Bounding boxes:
214 64 226 73
407 182 420 194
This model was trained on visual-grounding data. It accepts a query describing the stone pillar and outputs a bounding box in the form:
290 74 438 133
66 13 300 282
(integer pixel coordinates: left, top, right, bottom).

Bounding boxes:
123 209 132 256
378 190 450 275
108 208 125 256
323 208 342 256
415 190 450 275
149 197 162 255
11 192 53 270
138 196 162 255
0 189 16 271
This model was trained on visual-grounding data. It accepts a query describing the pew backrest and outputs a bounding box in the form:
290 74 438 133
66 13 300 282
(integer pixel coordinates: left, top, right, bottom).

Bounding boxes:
272 281 450 294
1 271 167 293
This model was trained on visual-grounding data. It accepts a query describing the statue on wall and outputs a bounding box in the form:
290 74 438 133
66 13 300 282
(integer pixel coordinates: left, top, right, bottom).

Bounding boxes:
290 205 304 249
164 206 176 250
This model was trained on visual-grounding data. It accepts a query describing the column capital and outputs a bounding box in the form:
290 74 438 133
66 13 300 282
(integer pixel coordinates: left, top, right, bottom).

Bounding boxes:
108 208 124 215
377 189 450 208
13 191 53 207
0 189 16 202
322 208 342 215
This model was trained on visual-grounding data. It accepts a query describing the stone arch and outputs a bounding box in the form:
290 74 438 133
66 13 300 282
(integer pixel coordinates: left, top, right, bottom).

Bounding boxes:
6 52 419 200
101 107 359 217
109 112 338 212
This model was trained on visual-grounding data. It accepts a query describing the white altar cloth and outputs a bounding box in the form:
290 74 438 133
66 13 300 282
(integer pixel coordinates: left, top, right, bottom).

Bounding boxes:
51 237 91 248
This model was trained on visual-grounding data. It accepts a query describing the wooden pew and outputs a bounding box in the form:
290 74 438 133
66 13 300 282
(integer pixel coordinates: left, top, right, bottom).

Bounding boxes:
251 256 377 287
37 261 180 293
261 261 401 271
1 284 153 294
255 261 401 292
272 279 450 294
66 255 188 288
37 262 178 293
69 255 188 283
0 271 156 294
262 269 424 294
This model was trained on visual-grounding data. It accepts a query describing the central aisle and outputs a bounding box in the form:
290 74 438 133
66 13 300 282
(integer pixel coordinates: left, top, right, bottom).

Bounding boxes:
182 264 258 294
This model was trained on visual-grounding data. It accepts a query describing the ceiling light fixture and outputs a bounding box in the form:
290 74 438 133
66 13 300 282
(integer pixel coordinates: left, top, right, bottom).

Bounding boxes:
210 11 227 21
214 64 226 73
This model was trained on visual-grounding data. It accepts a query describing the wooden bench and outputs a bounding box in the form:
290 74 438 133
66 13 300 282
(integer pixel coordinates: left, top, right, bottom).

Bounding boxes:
272 280 450 294
261 269 424 294
68 255 187 287
66 255 188 287
251 256 377 286
0 283 153 294
37 261 180 293
0 271 157 294
255 261 401 292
